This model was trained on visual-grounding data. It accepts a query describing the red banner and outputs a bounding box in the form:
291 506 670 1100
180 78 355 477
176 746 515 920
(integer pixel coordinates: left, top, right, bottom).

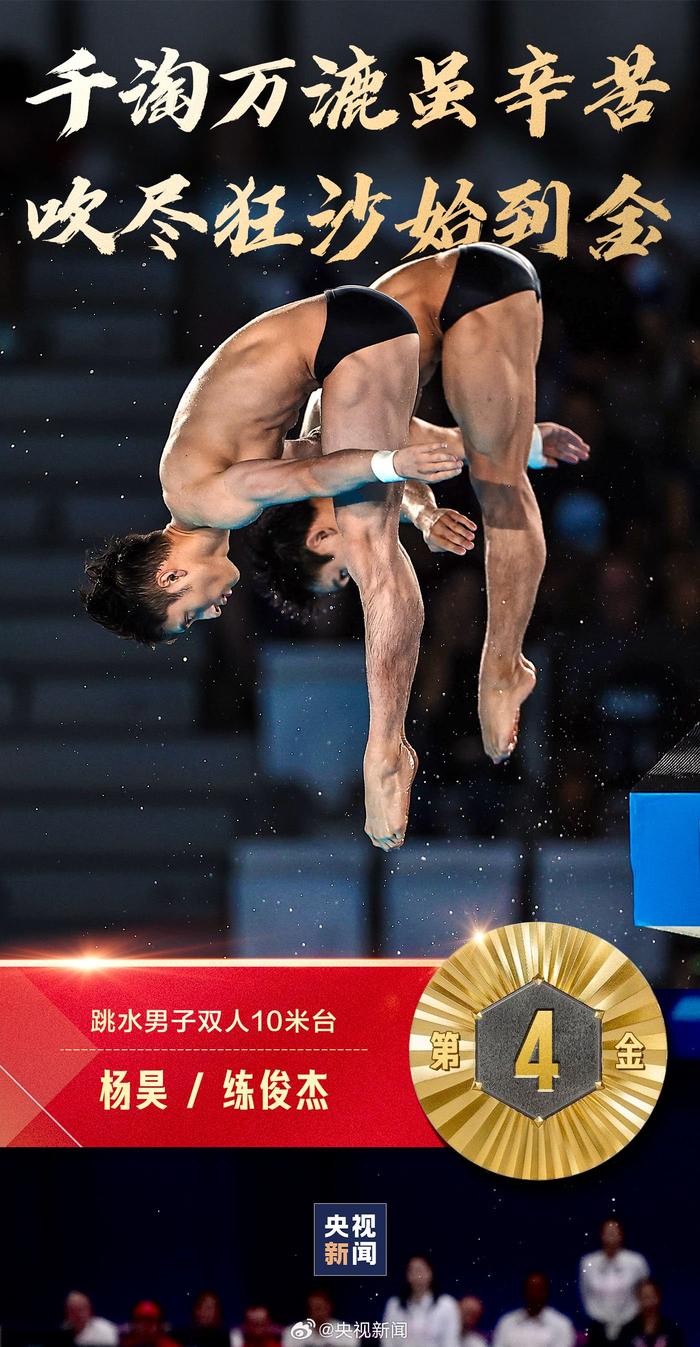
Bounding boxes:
0 961 441 1148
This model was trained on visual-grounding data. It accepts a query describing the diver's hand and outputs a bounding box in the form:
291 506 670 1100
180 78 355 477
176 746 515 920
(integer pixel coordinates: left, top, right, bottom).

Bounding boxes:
394 443 465 483
538 422 590 467
419 506 477 555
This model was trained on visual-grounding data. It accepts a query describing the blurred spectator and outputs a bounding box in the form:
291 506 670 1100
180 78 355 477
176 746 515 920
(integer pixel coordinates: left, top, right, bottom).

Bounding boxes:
618 1281 684 1347
492 1274 575 1347
63 1292 118 1346
121 1303 180 1347
282 1290 344 1346
459 1296 487 1347
579 1220 650 1344
231 1306 281 1347
180 1293 231 1347
383 1255 461 1347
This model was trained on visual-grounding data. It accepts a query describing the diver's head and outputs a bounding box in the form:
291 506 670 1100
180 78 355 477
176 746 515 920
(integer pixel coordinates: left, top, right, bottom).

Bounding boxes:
247 498 350 620
81 526 239 643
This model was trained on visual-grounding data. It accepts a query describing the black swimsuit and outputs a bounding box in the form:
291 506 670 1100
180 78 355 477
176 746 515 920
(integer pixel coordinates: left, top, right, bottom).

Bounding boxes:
438 242 541 332
314 285 417 384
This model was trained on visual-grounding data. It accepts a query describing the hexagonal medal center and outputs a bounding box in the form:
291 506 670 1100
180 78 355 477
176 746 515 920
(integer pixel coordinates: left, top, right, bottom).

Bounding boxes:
475 980 601 1121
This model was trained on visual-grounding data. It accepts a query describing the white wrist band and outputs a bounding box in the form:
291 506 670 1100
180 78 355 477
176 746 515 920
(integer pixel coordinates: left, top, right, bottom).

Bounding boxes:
371 449 402 483
528 424 547 469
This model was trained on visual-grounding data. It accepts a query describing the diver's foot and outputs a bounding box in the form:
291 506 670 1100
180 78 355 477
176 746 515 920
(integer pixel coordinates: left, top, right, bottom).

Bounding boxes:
479 655 536 764
363 739 418 852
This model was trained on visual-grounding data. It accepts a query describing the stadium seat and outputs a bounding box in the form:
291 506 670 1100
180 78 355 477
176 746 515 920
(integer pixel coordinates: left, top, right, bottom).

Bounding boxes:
7 735 255 795
259 642 368 808
1 370 184 424
0 552 84 606
0 616 205 668
27 253 177 305
0 494 43 540
0 803 232 857
0 433 158 483
0 865 220 924
230 839 371 956
30 675 197 729
0 678 15 726
47 311 169 363
533 841 670 981
381 840 524 956
61 491 166 542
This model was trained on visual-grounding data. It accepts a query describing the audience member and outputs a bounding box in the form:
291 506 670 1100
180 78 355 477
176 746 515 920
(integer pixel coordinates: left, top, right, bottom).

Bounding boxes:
492 1274 575 1347
579 1221 650 1344
383 1255 461 1347
63 1293 118 1347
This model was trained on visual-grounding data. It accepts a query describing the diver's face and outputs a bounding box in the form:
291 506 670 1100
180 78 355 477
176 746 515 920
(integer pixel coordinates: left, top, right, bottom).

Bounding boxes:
305 499 351 595
161 556 240 636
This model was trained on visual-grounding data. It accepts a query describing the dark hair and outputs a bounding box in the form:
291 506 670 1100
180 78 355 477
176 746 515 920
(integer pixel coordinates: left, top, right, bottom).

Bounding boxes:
524 1272 550 1292
601 1217 624 1237
246 502 330 621
81 531 181 644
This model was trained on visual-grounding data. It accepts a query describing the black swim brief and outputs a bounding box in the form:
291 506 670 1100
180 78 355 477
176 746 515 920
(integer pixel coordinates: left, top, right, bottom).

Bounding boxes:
439 243 541 334
314 284 417 384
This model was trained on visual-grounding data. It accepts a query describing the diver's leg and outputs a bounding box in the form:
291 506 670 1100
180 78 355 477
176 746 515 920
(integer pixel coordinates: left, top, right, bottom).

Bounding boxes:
321 332 423 850
442 291 545 763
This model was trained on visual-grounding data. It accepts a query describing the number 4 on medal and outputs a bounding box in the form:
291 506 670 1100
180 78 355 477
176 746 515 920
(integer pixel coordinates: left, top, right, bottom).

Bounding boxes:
515 1010 560 1092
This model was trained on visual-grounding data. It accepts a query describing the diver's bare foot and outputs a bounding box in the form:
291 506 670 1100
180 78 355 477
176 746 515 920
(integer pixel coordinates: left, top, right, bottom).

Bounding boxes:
478 655 536 764
364 739 419 852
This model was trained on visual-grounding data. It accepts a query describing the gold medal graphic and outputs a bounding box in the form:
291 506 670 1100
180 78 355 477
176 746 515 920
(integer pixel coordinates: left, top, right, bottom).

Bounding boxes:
410 921 667 1180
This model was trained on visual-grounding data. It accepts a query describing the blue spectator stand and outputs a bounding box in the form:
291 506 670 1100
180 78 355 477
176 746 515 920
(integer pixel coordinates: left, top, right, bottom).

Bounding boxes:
630 722 700 935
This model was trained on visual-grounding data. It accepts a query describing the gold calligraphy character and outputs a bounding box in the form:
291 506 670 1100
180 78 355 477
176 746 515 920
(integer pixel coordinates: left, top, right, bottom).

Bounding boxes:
213 59 295 128
214 180 302 256
615 1031 646 1070
586 175 670 261
26 49 117 138
494 179 570 258
119 47 208 131
411 51 476 128
496 45 574 138
301 45 398 130
117 174 208 261
308 173 390 263
26 176 116 255
429 1029 461 1071
585 45 669 131
396 177 486 258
